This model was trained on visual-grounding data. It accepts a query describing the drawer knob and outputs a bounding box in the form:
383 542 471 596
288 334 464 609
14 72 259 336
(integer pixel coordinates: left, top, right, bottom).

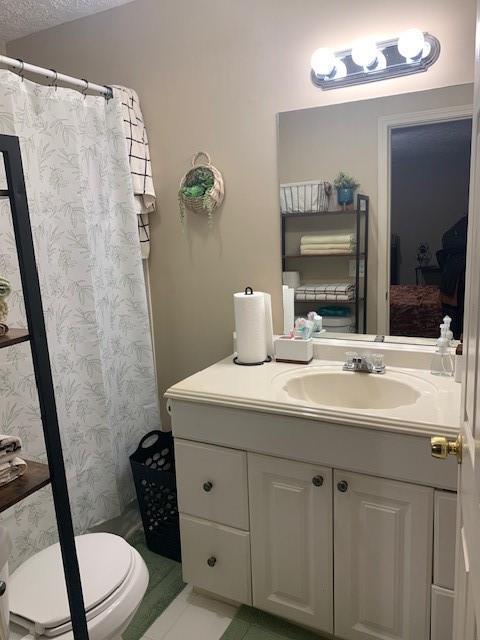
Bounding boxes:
337 480 349 493
0 581 5 597
207 556 217 567
312 475 324 487
203 481 214 492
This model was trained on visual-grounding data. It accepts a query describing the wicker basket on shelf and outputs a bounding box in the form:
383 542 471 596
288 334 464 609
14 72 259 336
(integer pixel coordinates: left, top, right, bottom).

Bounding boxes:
178 152 224 224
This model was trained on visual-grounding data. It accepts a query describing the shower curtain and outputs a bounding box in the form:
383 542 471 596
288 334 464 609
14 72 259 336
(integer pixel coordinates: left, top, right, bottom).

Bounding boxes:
0 71 160 569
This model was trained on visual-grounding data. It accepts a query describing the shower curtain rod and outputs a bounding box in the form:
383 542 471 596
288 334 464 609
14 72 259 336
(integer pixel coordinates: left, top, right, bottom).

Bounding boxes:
0 54 113 98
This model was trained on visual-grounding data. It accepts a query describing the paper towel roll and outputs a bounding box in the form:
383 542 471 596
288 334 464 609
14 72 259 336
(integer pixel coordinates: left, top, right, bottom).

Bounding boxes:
282 271 300 289
283 285 295 334
234 288 268 364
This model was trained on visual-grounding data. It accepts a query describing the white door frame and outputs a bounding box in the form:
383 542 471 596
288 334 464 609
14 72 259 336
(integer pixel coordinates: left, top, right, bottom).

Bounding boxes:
376 104 473 335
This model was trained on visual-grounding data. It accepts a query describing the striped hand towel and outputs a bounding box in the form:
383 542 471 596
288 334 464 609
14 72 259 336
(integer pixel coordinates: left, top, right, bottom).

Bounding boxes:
113 86 156 259
295 283 355 302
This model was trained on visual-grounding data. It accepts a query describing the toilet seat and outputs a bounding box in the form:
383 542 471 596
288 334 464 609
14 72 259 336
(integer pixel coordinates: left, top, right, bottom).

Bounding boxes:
10 533 145 638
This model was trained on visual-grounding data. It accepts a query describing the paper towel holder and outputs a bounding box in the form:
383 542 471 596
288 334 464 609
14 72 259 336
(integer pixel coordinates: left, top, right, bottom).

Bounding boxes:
233 286 273 366
234 355 272 366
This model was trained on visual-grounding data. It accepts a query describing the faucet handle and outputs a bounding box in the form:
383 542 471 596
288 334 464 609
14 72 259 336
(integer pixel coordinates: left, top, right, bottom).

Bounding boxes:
345 351 358 367
371 353 385 373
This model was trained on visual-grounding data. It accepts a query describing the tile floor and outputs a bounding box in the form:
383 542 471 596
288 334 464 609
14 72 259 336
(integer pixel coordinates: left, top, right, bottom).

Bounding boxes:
140 584 239 640
140 586 328 640
10 583 328 640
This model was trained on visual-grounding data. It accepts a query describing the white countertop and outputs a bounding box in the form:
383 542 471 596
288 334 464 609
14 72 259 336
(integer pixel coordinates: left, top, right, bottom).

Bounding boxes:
165 356 462 438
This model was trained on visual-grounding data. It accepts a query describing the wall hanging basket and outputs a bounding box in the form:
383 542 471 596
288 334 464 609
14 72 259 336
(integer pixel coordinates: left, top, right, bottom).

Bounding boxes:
178 151 224 224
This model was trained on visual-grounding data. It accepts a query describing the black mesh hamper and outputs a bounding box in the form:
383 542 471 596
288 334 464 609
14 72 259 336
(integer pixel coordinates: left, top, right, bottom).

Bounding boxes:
130 430 181 561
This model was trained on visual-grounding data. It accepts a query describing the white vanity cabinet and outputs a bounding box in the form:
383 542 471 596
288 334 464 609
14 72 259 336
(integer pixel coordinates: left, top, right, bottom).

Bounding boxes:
248 454 333 633
169 399 458 640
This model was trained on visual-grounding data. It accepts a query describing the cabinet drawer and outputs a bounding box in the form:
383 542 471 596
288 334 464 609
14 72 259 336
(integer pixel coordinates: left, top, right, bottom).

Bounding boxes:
434 490 457 590
175 439 249 530
180 514 252 605
431 585 454 640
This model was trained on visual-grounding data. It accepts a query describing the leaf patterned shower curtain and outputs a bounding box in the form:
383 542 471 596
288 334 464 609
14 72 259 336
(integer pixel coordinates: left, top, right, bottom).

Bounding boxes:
0 71 160 569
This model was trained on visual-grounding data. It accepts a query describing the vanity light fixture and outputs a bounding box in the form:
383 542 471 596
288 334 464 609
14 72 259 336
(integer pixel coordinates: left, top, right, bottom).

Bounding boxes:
311 31 440 90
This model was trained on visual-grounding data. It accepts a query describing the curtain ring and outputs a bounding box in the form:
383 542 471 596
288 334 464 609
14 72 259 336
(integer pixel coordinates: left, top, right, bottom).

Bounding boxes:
104 86 113 102
49 68 58 90
16 58 25 81
81 78 89 99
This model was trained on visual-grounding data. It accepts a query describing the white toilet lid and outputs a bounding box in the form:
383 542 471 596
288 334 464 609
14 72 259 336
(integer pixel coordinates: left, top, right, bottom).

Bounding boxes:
10 533 134 632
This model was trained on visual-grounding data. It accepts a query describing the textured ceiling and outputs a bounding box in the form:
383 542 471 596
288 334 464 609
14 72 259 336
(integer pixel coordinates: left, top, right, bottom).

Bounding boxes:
0 0 135 42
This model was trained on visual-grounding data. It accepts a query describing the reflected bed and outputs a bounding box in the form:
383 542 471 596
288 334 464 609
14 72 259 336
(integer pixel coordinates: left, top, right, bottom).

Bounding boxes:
389 285 442 338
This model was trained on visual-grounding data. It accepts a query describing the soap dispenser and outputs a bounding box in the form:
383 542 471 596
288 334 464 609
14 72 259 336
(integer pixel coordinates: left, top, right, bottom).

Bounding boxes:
431 322 454 377
443 315 454 345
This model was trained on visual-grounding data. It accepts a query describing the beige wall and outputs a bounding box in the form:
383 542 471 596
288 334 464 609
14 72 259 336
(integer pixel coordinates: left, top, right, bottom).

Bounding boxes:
0 41 5 55
7 0 476 423
278 84 473 331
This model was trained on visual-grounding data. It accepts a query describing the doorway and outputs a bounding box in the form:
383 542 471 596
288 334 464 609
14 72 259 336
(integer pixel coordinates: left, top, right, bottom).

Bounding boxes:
388 118 472 339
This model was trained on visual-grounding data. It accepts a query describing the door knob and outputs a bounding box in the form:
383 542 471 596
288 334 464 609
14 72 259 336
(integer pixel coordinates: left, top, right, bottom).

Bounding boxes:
431 435 463 464
312 475 324 487
337 480 349 493
203 481 213 492
207 556 217 567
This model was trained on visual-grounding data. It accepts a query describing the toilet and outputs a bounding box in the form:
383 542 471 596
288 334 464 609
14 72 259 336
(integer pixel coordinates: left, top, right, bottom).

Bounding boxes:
8 533 149 640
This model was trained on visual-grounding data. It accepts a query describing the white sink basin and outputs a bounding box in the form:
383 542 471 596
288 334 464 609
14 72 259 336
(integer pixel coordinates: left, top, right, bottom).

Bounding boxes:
280 369 433 410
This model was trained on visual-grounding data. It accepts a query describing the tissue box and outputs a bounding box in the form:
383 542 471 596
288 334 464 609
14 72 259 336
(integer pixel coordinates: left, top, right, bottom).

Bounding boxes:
274 336 313 364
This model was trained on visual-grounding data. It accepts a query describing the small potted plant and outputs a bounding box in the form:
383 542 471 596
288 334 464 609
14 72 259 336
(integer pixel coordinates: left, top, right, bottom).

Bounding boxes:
333 172 360 209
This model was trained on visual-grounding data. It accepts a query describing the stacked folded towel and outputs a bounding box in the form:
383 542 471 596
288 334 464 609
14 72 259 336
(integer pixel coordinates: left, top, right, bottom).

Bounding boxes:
295 282 355 302
300 234 356 255
0 458 27 486
0 435 27 486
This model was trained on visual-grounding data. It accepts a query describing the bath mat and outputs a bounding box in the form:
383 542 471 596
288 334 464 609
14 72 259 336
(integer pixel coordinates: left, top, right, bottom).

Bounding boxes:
123 530 186 640
220 606 330 640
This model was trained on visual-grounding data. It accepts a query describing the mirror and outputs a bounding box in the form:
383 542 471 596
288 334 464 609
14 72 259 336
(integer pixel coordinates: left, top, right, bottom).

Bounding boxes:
278 83 473 343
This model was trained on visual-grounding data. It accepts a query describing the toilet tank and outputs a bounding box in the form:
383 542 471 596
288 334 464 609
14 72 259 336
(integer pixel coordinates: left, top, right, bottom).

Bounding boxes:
0 527 12 640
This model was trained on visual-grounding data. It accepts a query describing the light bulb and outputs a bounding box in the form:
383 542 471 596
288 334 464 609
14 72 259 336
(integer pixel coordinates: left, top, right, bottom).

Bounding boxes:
310 48 336 77
398 29 425 60
332 58 347 79
351 38 379 68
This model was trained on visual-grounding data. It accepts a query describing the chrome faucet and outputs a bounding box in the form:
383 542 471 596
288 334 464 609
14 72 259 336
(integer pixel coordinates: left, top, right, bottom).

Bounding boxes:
343 352 385 374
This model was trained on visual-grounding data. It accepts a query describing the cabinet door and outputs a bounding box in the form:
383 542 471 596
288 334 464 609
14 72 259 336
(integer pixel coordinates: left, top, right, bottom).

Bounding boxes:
433 490 457 590
248 453 333 634
334 470 433 640
431 585 454 640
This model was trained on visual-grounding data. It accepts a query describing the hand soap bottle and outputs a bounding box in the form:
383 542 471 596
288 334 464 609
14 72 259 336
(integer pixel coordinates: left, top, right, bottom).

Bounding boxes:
431 322 454 377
